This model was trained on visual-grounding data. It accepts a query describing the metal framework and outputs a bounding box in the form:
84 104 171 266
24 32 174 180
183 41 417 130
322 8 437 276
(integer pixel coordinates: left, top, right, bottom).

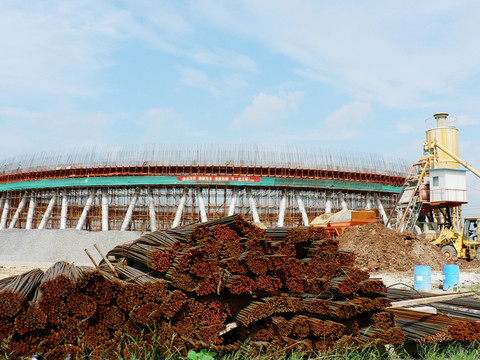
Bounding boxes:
0 145 408 231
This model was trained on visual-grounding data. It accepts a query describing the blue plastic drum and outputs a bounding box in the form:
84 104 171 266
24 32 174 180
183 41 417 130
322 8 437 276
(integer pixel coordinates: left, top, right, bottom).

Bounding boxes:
443 264 459 291
414 265 431 291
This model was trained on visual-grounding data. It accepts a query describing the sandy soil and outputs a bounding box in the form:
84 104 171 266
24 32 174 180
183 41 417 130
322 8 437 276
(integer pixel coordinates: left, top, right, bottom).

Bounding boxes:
0 261 89 280
371 269 480 294
337 223 480 272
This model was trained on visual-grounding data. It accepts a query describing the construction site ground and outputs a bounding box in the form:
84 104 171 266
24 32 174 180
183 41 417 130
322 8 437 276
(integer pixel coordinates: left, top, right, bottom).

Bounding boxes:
3 223 480 292
4 217 480 358
335 223 480 293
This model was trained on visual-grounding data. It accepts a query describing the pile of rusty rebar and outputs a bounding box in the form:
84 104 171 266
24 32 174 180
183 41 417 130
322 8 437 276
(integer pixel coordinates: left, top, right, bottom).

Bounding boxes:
384 287 480 344
2 215 479 358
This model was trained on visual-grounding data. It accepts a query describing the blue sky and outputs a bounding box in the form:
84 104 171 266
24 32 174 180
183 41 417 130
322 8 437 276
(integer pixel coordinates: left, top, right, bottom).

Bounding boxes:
1 1 480 215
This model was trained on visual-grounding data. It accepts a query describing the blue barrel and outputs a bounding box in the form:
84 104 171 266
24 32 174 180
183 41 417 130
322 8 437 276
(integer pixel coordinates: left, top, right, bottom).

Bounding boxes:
443 264 459 291
414 265 431 291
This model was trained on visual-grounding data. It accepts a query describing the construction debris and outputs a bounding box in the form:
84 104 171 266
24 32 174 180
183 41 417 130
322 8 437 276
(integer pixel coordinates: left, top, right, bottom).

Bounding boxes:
1 216 480 358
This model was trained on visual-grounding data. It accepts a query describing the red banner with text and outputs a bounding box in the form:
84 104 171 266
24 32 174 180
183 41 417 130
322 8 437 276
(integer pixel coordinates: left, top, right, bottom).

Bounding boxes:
177 176 261 182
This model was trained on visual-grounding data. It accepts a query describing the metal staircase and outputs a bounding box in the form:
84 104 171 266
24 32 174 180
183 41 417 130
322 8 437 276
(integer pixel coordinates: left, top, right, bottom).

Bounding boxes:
387 160 429 233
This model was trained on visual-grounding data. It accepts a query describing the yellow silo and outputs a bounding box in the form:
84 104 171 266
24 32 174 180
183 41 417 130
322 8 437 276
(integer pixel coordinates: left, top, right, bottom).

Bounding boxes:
426 112 459 169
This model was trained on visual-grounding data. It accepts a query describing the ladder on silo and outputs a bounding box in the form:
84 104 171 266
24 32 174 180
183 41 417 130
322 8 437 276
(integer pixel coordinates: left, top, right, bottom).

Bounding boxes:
387 160 429 233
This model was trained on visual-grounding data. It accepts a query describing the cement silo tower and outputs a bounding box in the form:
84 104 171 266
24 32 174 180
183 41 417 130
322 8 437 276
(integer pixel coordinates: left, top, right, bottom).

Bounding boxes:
388 113 468 233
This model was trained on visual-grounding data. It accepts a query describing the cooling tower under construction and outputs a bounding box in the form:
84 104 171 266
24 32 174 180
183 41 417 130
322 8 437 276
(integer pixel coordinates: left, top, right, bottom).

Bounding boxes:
0 144 408 231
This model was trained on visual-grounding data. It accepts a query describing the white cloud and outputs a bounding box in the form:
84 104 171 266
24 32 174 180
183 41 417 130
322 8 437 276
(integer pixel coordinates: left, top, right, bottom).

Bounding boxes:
231 91 303 128
193 1 480 108
0 1 257 98
138 107 206 141
0 106 132 157
0 104 206 158
318 102 371 139
0 1 118 96
177 66 219 94
325 102 370 128
187 48 257 72
140 108 182 129
395 123 417 134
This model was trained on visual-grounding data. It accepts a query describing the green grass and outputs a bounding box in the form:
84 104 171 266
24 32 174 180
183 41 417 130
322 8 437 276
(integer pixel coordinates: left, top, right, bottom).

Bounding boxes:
101 342 480 360
465 282 480 295
3 334 480 360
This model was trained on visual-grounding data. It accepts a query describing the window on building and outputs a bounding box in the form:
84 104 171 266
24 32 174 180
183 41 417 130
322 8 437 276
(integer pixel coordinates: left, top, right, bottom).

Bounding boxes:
433 176 439 187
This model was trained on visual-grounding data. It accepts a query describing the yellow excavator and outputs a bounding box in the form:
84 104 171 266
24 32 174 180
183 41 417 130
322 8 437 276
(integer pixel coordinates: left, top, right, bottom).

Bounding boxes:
427 141 480 260
431 217 480 259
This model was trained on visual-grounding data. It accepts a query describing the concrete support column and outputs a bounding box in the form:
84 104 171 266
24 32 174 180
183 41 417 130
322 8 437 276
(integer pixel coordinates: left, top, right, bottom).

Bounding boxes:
77 189 97 230
365 196 372 210
172 189 188 228
248 190 260 223
277 191 287 227
38 195 56 230
147 188 157 232
227 190 238 216
325 194 332 214
341 194 348 210
121 188 140 231
296 192 309 226
60 192 68 230
376 198 388 225
9 194 28 229
101 189 109 231
0 199 10 230
197 188 208 223
437 211 445 225
25 194 36 230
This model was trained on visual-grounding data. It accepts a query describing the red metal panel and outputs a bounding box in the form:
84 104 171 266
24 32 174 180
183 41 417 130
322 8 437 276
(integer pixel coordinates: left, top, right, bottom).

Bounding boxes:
0 165 406 186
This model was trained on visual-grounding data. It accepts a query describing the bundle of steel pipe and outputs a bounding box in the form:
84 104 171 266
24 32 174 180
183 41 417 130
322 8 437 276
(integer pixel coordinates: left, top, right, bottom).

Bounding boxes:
6 215 480 358
0 269 44 318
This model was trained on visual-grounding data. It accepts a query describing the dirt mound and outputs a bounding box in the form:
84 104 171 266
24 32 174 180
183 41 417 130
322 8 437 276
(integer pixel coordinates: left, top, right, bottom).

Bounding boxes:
337 223 480 272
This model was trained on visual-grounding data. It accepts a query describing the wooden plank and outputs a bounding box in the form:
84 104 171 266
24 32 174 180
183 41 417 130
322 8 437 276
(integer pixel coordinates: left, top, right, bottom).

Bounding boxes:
94 243 119 277
219 322 238 336
388 292 476 308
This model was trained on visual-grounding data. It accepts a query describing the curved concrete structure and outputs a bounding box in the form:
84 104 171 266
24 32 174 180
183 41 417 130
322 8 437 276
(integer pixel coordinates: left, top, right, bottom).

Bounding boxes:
0 145 408 231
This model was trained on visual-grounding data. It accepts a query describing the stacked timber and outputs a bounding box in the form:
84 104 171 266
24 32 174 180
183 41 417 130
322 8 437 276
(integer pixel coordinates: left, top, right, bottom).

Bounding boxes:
2 215 479 358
